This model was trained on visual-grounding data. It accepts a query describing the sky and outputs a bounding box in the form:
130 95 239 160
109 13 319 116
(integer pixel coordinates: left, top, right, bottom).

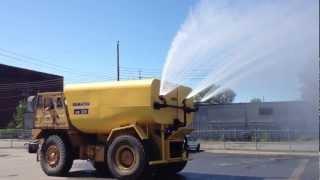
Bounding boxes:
0 0 194 81
0 0 318 103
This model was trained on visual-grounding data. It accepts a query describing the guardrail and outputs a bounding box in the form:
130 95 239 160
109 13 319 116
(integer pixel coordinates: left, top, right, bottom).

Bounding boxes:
0 129 318 152
0 139 29 149
0 129 31 139
0 129 31 148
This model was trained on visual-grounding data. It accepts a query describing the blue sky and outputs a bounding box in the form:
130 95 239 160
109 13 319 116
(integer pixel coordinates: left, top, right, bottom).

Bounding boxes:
0 0 194 81
0 0 317 103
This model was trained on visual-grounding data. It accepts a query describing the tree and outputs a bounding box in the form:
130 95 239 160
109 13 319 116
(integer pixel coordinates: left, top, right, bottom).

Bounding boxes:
250 98 262 103
194 84 218 102
7 100 27 129
194 85 236 104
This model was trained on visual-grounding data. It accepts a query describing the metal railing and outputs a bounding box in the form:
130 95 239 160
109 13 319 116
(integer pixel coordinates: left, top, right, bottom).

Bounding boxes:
0 129 31 139
0 129 31 149
0 129 318 152
190 129 318 152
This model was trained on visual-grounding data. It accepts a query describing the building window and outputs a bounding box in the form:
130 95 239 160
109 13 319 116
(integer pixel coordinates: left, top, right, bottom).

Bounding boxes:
259 107 273 115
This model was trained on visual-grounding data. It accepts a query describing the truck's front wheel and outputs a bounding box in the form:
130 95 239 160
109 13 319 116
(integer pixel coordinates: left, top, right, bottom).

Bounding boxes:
107 135 147 180
40 135 73 176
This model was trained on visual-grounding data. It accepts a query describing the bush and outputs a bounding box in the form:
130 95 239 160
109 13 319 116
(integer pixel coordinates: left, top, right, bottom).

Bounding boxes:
259 132 269 142
7 100 27 129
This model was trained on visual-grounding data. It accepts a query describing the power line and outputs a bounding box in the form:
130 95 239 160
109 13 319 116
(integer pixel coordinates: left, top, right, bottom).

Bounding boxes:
0 49 115 79
120 66 161 72
0 48 76 72
0 48 205 78
0 48 118 73
0 48 213 84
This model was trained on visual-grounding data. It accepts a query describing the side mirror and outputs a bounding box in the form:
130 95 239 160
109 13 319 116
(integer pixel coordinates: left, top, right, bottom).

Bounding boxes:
27 96 35 113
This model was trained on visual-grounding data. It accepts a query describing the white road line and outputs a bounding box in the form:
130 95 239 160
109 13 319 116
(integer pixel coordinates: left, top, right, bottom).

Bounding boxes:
290 159 309 180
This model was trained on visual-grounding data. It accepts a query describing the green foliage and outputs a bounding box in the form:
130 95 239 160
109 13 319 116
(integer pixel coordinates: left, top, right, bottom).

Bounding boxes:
194 85 236 104
7 100 27 129
6 121 16 129
259 132 269 142
0 129 20 133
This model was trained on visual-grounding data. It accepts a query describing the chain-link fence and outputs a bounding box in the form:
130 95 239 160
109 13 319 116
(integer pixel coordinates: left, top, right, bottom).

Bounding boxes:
0 129 318 152
0 129 31 149
190 129 318 152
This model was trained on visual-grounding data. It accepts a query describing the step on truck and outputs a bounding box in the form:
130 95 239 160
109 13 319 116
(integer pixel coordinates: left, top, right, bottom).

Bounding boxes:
27 79 197 180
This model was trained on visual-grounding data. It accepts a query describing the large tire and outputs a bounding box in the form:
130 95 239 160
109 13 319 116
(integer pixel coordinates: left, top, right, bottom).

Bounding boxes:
40 135 73 176
107 135 147 180
156 161 187 176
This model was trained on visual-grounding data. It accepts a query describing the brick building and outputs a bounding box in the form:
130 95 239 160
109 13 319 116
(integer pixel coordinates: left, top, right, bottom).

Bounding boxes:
0 64 63 128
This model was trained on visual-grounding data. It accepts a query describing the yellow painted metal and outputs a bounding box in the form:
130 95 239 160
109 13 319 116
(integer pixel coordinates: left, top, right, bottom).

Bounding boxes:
106 124 148 142
168 127 194 140
64 79 194 134
34 92 69 129
149 160 167 165
148 156 188 165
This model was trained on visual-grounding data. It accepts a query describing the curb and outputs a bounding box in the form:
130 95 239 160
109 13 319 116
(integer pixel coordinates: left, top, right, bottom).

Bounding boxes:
203 148 319 157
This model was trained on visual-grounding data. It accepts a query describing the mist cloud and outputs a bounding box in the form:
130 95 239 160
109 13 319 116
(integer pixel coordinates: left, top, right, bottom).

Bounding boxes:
160 0 319 103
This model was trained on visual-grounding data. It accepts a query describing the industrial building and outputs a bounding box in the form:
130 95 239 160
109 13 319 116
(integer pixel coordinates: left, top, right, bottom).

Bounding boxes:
192 101 316 132
0 64 63 128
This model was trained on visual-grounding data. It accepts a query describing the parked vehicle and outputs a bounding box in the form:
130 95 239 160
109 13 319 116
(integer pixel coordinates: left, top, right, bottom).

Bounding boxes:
186 135 201 152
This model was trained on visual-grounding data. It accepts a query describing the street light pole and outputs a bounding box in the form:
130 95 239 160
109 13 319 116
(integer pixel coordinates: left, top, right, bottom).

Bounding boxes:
138 69 142 80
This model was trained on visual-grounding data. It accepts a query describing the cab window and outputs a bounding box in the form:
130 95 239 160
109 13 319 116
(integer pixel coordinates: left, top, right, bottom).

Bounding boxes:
44 97 54 110
37 96 43 108
56 97 63 108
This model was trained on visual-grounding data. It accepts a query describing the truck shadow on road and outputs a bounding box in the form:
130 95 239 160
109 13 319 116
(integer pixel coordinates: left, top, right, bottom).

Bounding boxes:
177 172 264 180
66 171 265 180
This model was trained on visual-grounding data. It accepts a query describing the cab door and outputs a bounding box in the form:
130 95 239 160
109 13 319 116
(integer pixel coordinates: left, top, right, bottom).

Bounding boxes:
53 93 69 128
34 95 45 128
42 93 69 128
43 95 55 127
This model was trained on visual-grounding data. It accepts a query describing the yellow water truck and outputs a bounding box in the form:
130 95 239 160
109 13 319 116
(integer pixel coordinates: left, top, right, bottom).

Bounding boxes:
27 79 197 179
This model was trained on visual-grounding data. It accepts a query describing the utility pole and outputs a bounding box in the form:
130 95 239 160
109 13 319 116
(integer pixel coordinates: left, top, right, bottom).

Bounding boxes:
138 70 142 80
117 41 120 81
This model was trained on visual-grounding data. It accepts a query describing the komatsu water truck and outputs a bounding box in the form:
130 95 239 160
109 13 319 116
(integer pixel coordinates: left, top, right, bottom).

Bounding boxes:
27 79 197 179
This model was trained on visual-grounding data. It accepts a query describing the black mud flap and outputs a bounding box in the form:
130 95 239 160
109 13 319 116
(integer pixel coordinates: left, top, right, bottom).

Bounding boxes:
27 141 39 154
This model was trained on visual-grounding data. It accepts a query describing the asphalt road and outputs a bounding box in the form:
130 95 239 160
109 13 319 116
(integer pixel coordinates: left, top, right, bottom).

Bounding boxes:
0 149 318 180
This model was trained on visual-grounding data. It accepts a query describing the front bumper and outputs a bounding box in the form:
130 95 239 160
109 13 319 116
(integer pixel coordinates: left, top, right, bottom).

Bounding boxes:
149 153 189 166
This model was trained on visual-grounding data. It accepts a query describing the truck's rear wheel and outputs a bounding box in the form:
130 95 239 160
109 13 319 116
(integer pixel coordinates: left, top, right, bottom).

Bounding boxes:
107 135 147 180
40 135 73 176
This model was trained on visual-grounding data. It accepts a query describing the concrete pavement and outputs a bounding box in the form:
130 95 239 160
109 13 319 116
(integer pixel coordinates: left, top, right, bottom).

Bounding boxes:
0 148 318 180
